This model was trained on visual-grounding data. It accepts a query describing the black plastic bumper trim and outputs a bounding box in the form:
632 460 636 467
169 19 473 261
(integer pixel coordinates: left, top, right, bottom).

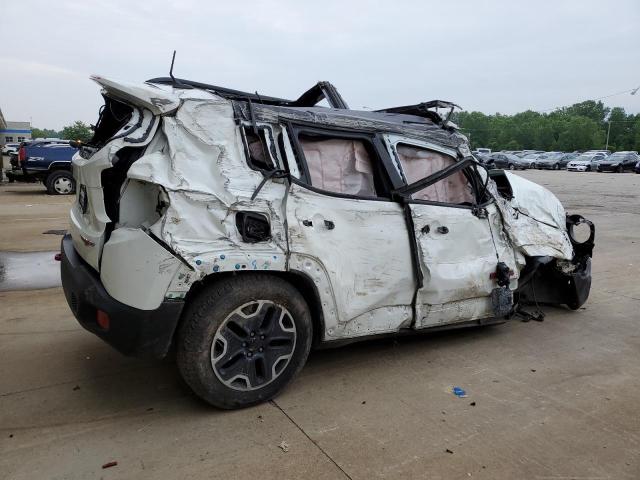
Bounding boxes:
60 234 184 359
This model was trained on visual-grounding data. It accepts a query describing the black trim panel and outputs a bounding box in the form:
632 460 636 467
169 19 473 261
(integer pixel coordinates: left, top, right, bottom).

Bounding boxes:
60 235 184 359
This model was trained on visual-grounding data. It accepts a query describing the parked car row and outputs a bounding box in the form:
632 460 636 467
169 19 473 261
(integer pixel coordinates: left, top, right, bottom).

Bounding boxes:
473 148 640 173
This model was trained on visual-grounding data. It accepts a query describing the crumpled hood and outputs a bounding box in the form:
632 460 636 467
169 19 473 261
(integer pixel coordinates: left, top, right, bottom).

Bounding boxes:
505 172 567 229
491 172 574 260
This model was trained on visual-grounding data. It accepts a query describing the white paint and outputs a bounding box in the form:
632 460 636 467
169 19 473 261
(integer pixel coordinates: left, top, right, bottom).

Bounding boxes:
410 203 498 327
100 228 182 310
70 107 159 270
286 184 415 339
494 172 573 260
68 76 583 343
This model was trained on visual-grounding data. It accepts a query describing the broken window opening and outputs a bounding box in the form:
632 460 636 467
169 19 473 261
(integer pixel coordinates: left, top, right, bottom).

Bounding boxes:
89 95 134 147
241 126 277 172
296 132 390 198
395 143 475 205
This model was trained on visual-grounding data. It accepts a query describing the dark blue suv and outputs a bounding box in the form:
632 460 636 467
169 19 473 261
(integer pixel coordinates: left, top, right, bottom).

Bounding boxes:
6 140 77 194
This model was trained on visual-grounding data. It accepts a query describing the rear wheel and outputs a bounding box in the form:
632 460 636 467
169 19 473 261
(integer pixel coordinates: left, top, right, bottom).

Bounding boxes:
616 165 623 173
553 163 559 170
46 171 75 195
530 162 536 169
177 275 312 409
508 163 515 170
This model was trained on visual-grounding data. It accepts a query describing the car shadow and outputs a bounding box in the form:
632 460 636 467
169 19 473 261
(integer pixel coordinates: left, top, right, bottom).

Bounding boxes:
44 322 509 418
1 187 49 195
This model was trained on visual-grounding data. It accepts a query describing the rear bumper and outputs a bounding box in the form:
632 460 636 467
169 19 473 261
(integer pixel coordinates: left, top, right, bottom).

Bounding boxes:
60 234 184 358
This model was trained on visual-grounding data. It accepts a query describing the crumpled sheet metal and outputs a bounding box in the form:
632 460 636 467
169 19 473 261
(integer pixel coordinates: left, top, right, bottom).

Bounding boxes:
489 174 574 260
127 96 288 277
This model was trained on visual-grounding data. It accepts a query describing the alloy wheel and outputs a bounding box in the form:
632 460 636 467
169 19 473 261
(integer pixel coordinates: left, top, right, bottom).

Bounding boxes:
211 300 297 391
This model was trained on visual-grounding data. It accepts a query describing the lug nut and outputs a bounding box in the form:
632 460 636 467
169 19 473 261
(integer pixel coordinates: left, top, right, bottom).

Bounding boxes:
259 347 264 352
242 342 247 347
260 335 265 340
250 332 255 337
247 352 253 357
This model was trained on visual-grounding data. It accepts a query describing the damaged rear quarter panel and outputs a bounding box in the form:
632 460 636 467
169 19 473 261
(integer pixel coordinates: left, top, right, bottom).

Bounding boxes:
126 96 288 283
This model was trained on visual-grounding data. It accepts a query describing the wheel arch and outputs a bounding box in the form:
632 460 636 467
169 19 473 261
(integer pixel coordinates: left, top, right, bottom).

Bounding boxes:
47 162 72 172
179 270 326 348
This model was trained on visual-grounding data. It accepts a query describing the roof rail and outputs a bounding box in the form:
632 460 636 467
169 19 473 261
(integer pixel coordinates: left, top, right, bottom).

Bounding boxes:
146 78 349 109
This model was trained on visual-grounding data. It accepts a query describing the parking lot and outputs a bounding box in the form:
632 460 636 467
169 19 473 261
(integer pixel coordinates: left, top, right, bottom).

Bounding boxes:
1 170 639 479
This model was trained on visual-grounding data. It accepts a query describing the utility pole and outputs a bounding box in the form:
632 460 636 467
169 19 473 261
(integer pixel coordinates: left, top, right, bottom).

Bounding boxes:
605 121 611 151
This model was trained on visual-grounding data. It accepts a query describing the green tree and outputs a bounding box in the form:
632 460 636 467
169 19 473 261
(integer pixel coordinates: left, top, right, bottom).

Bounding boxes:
455 100 634 152
60 121 93 143
633 117 640 151
31 127 60 139
562 100 610 124
606 107 634 151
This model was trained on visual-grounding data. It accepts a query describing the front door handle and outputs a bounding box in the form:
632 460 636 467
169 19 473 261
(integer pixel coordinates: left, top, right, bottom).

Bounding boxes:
302 219 335 230
436 226 449 234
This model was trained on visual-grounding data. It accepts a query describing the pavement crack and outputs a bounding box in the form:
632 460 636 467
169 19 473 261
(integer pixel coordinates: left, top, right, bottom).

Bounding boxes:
270 400 353 480
601 290 640 302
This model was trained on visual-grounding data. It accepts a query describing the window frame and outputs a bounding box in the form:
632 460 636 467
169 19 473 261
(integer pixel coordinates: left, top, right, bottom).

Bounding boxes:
239 123 281 173
286 122 404 202
386 135 491 210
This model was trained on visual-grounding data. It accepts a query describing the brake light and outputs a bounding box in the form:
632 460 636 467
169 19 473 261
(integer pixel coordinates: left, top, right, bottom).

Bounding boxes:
96 310 110 330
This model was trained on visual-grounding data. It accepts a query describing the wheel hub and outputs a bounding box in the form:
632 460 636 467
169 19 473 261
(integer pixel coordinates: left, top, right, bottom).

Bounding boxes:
54 177 72 194
211 300 296 391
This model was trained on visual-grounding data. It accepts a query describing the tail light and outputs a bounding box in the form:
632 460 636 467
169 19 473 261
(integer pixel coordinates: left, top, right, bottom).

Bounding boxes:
96 310 110 330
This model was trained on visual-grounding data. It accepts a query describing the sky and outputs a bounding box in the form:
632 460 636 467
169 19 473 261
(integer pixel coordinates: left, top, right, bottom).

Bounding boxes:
1 0 639 130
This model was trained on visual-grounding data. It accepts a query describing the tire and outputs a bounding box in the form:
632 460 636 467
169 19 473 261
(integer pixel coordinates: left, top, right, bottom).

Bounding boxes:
46 171 75 195
616 165 623 173
508 163 515 170
586 166 591 172
553 163 559 170
530 162 536 169
177 274 313 409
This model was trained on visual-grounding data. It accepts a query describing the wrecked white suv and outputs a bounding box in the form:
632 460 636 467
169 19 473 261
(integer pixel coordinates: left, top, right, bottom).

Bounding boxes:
61 75 594 408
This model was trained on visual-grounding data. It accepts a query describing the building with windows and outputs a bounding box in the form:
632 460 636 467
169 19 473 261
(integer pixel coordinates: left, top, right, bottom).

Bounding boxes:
0 107 32 147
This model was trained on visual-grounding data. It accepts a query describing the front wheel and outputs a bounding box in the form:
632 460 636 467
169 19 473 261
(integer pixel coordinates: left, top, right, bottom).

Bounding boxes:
177 275 313 409
46 171 75 195
508 163 515 170
553 163 559 170
616 165 623 173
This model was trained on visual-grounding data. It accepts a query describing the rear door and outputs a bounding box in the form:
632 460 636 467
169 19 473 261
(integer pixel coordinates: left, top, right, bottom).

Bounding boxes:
284 125 416 339
385 136 519 328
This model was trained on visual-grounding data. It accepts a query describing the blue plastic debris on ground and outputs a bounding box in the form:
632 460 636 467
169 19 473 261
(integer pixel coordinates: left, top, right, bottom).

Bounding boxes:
452 386 467 398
